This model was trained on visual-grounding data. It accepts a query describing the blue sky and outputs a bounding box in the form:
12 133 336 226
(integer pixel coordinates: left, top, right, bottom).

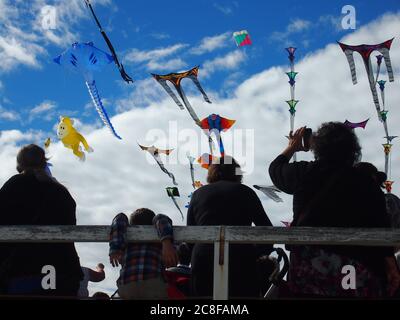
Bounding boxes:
1 0 400 295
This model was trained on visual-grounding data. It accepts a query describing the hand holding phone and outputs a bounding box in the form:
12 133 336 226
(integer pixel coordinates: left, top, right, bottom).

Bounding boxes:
303 128 312 151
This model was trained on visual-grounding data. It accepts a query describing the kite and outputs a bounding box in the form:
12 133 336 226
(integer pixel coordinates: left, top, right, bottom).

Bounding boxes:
166 187 184 221
344 119 369 129
377 80 386 107
384 136 398 143
54 42 122 139
383 143 393 176
339 39 397 192
233 30 252 47
375 55 384 84
57 116 93 161
84 0 133 83
139 144 178 185
285 47 299 161
197 153 220 170
281 221 291 228
44 137 51 150
152 66 216 154
374 50 396 185
253 185 283 203
384 181 394 194
152 66 211 126
199 114 235 157
186 155 203 209
338 39 394 121
187 155 203 189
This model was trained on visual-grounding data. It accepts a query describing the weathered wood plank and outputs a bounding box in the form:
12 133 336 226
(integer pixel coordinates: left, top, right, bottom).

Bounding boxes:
0 226 399 246
225 226 400 246
0 225 220 243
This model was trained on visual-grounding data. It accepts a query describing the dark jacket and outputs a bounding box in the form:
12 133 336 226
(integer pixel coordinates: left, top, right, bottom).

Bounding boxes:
269 154 392 277
187 181 273 298
0 173 83 293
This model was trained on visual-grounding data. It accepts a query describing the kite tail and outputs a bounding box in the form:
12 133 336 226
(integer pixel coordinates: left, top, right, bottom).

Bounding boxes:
383 121 389 139
155 156 178 185
171 197 184 221
290 86 295 101
86 80 122 140
208 136 215 156
254 185 283 203
189 165 195 184
290 114 297 161
292 113 297 162
375 64 381 86
381 89 386 109
380 49 394 82
385 153 389 176
290 60 295 73
178 88 201 124
188 158 196 188
218 136 225 157
290 114 295 133
344 50 358 84
363 59 383 121
157 80 185 110
190 75 212 103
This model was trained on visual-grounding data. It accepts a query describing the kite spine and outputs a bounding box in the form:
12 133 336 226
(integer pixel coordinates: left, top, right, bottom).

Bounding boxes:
286 47 298 162
376 62 395 193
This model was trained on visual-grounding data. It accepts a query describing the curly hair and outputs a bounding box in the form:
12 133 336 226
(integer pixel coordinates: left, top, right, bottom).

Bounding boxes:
207 156 243 184
312 122 362 165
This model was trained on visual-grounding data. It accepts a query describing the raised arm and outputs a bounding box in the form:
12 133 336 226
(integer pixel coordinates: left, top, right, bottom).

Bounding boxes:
269 127 311 194
109 213 129 267
153 214 178 268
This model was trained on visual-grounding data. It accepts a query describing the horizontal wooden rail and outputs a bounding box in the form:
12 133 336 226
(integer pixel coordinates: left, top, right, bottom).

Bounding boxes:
2 226 399 300
0 226 399 246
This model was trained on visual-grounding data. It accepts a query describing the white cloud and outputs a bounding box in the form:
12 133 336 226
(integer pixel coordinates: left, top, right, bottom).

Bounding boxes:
190 32 232 55
202 50 247 78
146 58 187 72
287 19 311 33
124 43 188 72
269 18 312 46
1 12 399 296
318 14 344 32
0 106 19 121
30 100 56 115
125 44 188 64
213 3 237 16
29 100 57 122
0 0 113 72
150 32 170 40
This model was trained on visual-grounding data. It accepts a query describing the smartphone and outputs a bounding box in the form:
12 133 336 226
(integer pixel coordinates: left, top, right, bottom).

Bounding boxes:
303 128 312 151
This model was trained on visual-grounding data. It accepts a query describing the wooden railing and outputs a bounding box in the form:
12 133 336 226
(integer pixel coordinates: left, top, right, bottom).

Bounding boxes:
1 226 399 300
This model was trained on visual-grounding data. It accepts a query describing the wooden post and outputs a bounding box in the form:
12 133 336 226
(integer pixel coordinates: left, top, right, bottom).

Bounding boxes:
213 226 229 300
